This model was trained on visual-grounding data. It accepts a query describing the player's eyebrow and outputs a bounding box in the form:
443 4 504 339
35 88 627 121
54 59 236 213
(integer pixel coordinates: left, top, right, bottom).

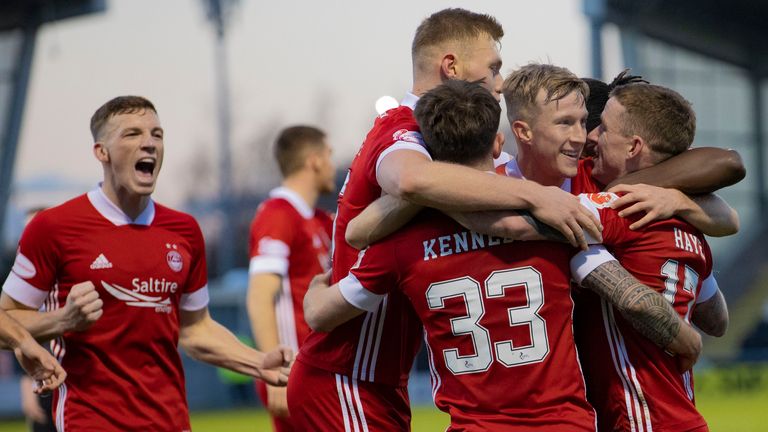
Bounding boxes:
152 127 164 136
122 127 142 135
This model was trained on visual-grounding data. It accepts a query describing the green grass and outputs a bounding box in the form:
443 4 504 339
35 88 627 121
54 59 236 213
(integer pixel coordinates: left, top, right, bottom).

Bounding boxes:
0 406 449 432
190 406 449 431
2 399 766 432
1 366 766 431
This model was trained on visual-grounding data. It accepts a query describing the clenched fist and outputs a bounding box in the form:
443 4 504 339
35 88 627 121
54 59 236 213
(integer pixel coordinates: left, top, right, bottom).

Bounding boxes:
63 282 103 332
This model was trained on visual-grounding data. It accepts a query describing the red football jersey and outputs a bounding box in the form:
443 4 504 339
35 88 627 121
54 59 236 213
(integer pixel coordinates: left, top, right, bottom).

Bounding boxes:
248 187 332 350
2 188 209 432
575 192 712 432
338 209 597 431
571 158 603 194
298 93 428 386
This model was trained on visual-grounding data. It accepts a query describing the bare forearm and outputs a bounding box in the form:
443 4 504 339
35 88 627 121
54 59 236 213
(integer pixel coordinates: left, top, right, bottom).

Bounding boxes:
606 148 746 194
247 275 282 351
303 283 364 332
303 287 332 332
3 308 68 342
248 300 280 351
581 261 682 348
386 158 540 212
181 319 265 377
346 195 422 249
448 210 565 242
678 194 739 237
0 310 34 349
692 290 729 337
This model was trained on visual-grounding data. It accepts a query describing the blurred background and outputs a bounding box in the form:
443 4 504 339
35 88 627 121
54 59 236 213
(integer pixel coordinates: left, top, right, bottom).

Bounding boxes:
1 0 767 430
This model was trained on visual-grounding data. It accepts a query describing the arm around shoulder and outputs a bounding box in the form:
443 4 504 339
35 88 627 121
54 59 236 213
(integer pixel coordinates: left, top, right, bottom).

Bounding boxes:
303 272 367 332
606 147 746 194
577 259 701 369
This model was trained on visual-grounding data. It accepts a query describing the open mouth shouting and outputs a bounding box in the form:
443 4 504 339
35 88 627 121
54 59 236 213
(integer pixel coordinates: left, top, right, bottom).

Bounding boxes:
135 158 157 184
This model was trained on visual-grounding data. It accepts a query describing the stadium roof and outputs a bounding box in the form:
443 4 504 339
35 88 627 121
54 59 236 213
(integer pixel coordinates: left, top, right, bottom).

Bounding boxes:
0 0 105 32
588 0 768 77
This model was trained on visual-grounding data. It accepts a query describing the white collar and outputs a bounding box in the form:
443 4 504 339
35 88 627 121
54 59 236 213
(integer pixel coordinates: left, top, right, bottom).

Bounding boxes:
401 92 419 110
503 156 572 193
87 185 155 226
269 186 314 219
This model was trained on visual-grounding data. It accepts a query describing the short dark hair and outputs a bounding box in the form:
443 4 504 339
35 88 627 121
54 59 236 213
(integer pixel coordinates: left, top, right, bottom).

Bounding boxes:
583 69 647 131
274 126 327 177
90 96 157 141
412 8 503 73
610 83 696 160
414 80 500 165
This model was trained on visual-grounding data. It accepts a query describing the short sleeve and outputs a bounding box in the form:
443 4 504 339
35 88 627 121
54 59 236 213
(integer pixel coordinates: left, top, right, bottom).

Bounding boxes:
180 218 209 311
248 202 295 276
493 151 512 168
374 137 432 181
577 192 634 246
696 274 719 304
1 212 58 308
339 243 398 312
570 245 619 284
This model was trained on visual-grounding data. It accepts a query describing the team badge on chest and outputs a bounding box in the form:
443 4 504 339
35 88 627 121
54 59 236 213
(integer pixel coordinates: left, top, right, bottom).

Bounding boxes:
165 243 184 272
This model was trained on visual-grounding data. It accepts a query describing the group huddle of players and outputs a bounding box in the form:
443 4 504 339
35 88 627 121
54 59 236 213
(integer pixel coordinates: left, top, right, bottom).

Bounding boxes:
1 7 745 432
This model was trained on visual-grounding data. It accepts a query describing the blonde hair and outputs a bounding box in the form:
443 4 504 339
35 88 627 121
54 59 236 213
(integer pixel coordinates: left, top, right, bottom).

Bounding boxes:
412 8 503 74
503 63 588 123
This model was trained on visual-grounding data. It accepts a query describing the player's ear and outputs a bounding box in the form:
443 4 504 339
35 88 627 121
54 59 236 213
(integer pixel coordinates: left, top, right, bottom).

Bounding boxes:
93 142 109 163
627 135 644 158
511 120 533 146
307 150 322 172
439 53 459 80
492 132 505 158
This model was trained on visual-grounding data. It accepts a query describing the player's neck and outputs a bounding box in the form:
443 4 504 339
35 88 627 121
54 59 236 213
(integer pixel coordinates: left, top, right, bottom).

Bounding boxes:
516 153 565 187
411 74 442 98
467 158 494 172
100 183 150 220
282 177 319 209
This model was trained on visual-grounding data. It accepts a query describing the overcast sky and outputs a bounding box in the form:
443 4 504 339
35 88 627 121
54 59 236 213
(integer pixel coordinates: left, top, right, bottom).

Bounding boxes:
13 0 624 209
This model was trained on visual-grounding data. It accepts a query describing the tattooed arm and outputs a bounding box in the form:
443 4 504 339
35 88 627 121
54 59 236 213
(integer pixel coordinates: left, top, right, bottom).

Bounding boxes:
579 259 702 369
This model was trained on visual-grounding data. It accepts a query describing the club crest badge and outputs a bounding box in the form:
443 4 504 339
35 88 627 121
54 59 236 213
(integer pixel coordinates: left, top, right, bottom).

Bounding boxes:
167 250 183 272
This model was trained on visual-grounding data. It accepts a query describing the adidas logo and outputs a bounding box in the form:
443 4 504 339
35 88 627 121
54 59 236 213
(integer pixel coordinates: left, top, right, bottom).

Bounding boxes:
90 254 113 270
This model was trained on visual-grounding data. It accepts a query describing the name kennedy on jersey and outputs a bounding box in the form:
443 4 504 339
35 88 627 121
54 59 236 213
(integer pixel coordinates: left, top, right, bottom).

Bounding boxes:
423 231 513 261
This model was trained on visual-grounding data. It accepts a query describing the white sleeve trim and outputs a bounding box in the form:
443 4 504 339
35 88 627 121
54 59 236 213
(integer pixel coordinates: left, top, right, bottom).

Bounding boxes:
570 245 618 284
1 272 48 309
338 273 385 312
697 274 719 304
493 151 511 168
375 141 432 179
180 285 210 311
249 256 289 276
577 194 605 245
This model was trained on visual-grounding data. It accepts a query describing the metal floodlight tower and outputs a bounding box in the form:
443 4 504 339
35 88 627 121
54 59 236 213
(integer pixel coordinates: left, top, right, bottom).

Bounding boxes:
0 0 105 248
202 0 238 274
